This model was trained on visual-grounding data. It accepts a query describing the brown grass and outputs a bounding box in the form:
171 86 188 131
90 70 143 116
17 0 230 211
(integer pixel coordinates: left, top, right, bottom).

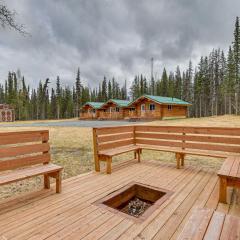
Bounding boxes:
0 118 79 125
0 114 240 198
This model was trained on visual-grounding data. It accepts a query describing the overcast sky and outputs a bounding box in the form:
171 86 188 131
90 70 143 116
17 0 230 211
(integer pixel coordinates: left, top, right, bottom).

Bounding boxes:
0 0 239 89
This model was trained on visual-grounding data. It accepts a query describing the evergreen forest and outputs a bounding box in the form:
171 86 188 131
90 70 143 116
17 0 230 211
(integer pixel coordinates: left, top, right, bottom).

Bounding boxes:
1 17 240 120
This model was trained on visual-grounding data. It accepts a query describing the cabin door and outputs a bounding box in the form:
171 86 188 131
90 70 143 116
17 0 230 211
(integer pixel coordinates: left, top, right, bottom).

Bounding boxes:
109 107 112 118
92 109 96 118
141 104 145 117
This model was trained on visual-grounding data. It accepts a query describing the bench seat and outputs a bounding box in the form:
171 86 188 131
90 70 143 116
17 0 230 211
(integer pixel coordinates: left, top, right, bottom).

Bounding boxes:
218 156 240 179
135 144 230 168
218 156 240 203
98 145 141 174
137 144 229 158
99 145 140 157
177 208 240 240
0 164 62 186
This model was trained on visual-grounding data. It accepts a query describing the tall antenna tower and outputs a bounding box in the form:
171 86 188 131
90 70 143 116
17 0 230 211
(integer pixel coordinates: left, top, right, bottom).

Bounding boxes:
151 57 154 81
151 57 154 95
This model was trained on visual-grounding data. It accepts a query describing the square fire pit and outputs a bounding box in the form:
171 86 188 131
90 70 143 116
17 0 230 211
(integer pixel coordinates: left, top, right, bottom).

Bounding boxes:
95 182 173 222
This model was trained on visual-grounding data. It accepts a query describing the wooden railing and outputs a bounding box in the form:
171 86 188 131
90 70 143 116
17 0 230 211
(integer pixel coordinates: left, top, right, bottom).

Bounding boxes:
128 111 137 118
98 112 124 119
80 112 96 119
129 110 161 118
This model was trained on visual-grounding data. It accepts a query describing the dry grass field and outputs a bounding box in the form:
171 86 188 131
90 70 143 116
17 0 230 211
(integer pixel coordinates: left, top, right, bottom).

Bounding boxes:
0 115 240 198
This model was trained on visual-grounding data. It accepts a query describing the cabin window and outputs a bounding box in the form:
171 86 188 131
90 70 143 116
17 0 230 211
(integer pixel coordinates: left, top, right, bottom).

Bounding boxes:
92 109 96 113
115 107 120 112
129 108 135 112
149 104 155 111
168 105 173 111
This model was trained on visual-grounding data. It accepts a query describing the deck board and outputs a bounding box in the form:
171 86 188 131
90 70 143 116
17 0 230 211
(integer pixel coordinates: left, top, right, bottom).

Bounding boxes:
0 160 239 240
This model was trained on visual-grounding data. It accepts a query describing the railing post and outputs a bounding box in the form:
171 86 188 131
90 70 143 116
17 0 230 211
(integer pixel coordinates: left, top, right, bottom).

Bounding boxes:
182 130 186 150
92 128 100 172
42 131 50 189
133 126 136 145
181 128 186 166
133 126 137 159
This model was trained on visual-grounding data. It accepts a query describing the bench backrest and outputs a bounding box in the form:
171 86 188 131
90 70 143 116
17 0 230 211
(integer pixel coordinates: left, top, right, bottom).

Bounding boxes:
93 125 240 154
0 130 50 171
135 126 240 154
93 126 135 153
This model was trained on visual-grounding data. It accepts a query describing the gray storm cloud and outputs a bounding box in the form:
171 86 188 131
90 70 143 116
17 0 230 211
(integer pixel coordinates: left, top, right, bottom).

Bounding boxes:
0 0 239 89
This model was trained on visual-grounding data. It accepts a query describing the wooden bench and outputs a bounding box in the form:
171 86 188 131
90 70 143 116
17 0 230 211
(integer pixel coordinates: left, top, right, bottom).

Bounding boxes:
218 156 240 203
93 126 141 174
177 208 240 239
0 130 63 194
93 125 240 174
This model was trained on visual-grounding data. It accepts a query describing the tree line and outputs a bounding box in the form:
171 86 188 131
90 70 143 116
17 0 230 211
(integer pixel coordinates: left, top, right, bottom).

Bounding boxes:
0 68 128 120
0 17 240 120
131 17 240 117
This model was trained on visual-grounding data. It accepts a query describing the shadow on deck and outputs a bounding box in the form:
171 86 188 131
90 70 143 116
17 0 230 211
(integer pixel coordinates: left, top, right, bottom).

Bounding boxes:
0 160 239 240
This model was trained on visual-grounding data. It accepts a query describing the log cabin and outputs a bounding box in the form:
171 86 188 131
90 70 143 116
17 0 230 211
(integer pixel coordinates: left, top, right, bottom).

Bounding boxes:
0 104 15 122
127 95 191 120
98 99 131 120
79 102 104 119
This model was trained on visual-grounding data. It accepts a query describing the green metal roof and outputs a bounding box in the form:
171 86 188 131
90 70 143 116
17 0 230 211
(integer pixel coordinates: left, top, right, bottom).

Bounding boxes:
83 102 104 109
108 99 131 107
130 95 191 106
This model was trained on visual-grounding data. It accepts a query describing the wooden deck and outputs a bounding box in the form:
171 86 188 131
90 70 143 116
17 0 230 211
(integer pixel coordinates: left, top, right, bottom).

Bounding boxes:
0 160 239 240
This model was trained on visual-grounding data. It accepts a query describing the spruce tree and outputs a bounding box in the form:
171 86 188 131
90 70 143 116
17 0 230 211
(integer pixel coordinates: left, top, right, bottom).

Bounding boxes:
75 68 81 117
175 66 182 98
226 46 235 114
108 80 112 99
56 76 61 119
168 72 175 98
101 76 107 101
161 68 168 96
233 17 240 114
50 88 57 119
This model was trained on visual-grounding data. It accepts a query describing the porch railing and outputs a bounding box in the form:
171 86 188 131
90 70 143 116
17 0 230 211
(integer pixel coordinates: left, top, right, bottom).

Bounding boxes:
80 112 96 119
128 110 161 118
98 112 124 119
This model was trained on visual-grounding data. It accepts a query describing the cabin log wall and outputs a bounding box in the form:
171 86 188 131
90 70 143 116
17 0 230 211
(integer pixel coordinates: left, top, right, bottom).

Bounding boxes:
162 105 187 118
98 102 127 119
130 98 187 119
80 105 100 119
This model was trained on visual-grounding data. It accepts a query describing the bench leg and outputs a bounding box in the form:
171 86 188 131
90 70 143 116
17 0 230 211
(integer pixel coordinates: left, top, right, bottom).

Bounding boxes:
219 177 227 203
181 154 185 166
106 157 112 174
176 153 181 169
44 174 50 189
56 171 62 193
95 156 100 172
137 149 141 163
134 151 137 160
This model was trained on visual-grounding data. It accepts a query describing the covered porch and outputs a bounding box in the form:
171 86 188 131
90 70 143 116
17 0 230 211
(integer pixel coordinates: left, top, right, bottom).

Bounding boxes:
79 102 104 120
